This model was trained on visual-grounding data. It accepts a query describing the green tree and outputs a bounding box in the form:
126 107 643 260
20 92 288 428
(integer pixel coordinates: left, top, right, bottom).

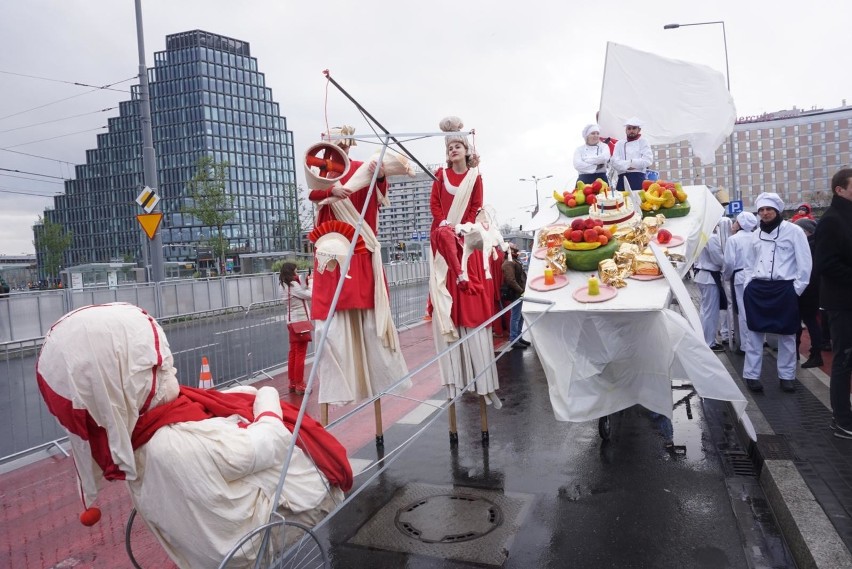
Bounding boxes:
35 216 73 285
183 156 234 275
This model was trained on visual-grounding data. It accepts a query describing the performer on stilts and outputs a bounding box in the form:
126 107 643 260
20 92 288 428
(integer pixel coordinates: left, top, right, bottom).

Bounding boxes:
428 117 502 442
308 126 410 443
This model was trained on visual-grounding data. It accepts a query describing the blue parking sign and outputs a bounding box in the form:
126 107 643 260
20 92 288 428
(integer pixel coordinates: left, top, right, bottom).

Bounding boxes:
726 200 743 216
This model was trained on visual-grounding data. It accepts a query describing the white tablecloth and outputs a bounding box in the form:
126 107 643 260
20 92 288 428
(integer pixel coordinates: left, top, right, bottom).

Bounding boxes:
522 186 750 430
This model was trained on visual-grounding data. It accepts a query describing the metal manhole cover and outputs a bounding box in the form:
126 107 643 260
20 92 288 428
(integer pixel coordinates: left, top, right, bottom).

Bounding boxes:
395 494 502 543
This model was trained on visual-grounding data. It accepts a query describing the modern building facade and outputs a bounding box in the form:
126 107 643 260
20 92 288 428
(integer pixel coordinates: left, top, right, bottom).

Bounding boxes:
653 103 852 211
380 166 438 259
36 30 300 276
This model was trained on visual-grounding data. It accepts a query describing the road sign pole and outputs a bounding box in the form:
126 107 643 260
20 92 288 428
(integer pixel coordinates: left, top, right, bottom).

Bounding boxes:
135 0 164 283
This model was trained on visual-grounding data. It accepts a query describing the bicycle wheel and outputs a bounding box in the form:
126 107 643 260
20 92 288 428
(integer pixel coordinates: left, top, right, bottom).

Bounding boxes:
218 519 327 569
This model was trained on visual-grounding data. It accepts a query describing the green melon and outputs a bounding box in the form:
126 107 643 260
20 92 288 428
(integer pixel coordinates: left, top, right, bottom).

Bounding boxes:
563 238 619 272
556 202 591 218
642 200 691 219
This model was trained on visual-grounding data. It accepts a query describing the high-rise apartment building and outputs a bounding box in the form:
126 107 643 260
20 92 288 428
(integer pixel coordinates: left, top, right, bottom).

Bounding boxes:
380 166 437 251
36 30 300 273
653 103 852 211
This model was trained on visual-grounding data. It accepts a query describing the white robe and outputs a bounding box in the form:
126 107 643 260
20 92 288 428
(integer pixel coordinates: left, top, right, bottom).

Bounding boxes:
611 137 653 175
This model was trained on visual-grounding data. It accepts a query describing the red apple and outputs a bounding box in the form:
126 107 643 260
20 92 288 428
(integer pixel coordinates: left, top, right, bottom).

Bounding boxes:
657 229 673 244
571 218 585 231
583 228 599 243
598 234 610 245
594 219 604 227
591 179 603 191
567 198 577 207
586 195 597 205
642 180 654 190
583 218 596 229
571 230 584 242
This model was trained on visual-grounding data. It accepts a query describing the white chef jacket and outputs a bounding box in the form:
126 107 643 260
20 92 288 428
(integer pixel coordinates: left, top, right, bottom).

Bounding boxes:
611 137 653 175
694 233 724 286
572 142 611 175
722 230 753 285
742 221 812 295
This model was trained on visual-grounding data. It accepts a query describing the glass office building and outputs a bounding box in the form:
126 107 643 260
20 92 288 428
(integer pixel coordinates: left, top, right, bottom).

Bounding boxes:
37 30 299 274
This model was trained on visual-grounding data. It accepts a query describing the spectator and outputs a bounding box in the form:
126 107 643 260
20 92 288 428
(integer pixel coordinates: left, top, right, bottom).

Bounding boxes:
573 124 611 187
694 219 726 351
501 244 529 349
717 217 734 345
790 203 815 223
611 117 653 191
793 218 823 368
723 211 758 355
813 168 852 439
490 245 508 338
279 263 312 394
742 192 812 393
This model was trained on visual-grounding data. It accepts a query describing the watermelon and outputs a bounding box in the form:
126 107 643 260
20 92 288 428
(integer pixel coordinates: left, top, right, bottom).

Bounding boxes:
643 201 690 219
564 238 619 272
556 202 590 218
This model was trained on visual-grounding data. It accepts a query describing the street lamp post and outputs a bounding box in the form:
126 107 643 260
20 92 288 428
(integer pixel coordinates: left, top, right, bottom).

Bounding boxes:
519 175 553 217
664 21 738 203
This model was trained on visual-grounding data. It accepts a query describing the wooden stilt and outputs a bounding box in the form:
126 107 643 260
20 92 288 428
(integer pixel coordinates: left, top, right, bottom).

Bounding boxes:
448 402 458 445
479 396 489 443
374 399 384 447
320 403 329 427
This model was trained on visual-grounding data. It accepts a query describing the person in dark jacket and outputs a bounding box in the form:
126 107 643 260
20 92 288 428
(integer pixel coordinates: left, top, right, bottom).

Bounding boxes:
501 244 529 349
813 168 852 439
793 218 822 368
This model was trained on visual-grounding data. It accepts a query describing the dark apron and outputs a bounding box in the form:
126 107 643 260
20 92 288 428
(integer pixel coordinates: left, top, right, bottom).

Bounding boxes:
729 269 742 314
708 270 728 310
744 279 799 334
616 171 646 191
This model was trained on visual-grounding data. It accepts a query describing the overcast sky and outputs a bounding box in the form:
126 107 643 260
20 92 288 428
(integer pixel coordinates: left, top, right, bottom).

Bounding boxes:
2 0 851 255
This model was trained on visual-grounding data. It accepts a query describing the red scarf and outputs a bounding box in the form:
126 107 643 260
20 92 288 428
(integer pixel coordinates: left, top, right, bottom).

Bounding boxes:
132 386 353 492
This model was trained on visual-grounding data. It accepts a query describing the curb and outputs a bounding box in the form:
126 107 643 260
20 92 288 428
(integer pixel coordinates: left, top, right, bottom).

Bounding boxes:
721 350 852 569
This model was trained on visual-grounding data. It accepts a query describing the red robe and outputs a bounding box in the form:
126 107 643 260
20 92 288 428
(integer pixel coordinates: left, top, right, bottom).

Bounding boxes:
309 160 387 320
429 168 495 328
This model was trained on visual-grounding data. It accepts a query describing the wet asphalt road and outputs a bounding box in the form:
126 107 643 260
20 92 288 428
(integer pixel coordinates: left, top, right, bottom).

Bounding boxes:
315 345 791 568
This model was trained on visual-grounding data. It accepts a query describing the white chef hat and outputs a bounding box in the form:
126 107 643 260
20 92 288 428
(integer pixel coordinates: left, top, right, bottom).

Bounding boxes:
624 117 643 128
582 124 601 139
736 211 758 232
754 192 784 213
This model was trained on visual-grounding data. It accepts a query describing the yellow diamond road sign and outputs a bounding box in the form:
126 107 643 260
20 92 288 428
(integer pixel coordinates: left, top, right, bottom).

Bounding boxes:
135 186 160 213
136 213 163 240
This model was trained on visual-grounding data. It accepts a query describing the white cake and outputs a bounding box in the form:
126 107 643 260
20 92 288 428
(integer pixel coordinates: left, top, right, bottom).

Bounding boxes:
588 191 636 225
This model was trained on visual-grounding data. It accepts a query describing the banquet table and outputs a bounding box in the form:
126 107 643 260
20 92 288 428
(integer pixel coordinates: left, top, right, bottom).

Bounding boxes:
522 185 752 436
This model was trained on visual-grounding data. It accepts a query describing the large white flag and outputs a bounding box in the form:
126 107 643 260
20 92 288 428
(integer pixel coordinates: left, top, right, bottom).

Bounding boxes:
598 42 736 164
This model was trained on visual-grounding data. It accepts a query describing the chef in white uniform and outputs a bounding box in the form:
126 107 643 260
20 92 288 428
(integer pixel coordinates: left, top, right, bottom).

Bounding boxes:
723 211 758 355
741 193 812 393
611 117 654 191
694 219 726 351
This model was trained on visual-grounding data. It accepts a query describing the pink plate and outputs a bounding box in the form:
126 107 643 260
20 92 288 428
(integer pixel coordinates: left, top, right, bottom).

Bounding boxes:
572 284 618 303
533 247 548 260
629 273 665 281
528 274 569 292
653 234 684 247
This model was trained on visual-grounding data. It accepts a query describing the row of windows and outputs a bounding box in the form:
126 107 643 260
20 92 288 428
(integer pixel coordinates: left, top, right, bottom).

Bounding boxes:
734 118 850 138
206 121 283 143
200 71 270 100
207 135 292 160
204 104 281 127
202 90 275 115
154 106 204 128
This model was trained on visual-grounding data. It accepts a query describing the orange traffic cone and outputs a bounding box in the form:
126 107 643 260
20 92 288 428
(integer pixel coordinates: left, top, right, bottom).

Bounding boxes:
198 356 213 389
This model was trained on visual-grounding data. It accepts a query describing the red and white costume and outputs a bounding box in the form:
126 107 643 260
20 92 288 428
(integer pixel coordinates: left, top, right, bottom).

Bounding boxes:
429 167 501 407
309 161 409 405
35 303 349 569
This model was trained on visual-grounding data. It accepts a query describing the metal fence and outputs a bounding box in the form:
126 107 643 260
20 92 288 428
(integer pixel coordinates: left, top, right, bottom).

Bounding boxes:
0 263 430 463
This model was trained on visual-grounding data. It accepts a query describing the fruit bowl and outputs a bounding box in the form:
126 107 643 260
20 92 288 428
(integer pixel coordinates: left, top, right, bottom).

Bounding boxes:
563 238 619 272
642 201 691 219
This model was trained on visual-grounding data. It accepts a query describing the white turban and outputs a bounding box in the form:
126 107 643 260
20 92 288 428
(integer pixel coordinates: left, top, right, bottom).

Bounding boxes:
736 211 757 232
328 125 357 148
439 116 470 151
624 117 643 128
582 124 601 139
754 192 784 213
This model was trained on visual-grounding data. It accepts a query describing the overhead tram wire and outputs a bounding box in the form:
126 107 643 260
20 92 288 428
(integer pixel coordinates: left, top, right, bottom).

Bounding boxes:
0 173 66 184
0 107 117 134
0 148 77 165
0 75 135 122
0 70 132 93
0 167 68 180
0 185 61 198
1 126 107 150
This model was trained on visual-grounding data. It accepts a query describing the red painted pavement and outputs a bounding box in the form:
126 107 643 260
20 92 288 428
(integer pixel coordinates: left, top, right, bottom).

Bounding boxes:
0 322 468 569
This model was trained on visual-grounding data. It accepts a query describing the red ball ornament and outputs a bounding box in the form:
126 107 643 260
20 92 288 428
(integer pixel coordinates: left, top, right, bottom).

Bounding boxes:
79 507 102 526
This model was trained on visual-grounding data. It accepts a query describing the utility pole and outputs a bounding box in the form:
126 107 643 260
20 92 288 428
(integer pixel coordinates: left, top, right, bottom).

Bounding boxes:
135 0 164 282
